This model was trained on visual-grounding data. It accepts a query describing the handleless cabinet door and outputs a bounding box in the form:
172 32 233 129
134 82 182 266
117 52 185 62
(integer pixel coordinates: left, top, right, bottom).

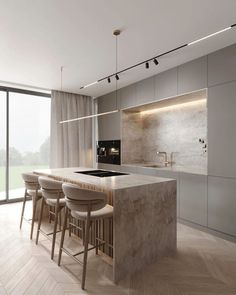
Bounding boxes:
97 91 120 113
208 81 236 178
98 112 121 140
120 84 137 109
154 68 178 100
178 56 207 94
179 173 207 226
208 43 236 87
136 77 155 105
208 176 236 236
97 91 121 140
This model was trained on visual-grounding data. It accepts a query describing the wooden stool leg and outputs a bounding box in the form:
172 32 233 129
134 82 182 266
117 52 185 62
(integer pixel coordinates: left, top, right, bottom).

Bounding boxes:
30 191 38 240
20 189 27 229
68 210 71 237
58 206 68 266
82 221 85 245
51 200 60 260
81 210 91 290
36 198 45 245
49 206 52 223
95 220 98 255
59 209 62 230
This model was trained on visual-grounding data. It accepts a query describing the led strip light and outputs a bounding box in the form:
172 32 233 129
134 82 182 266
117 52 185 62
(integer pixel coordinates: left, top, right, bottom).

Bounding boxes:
60 109 118 123
80 23 236 89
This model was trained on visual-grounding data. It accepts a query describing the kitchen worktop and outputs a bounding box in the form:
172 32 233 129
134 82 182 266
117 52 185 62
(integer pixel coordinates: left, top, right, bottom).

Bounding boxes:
34 167 177 283
34 166 175 190
122 163 208 175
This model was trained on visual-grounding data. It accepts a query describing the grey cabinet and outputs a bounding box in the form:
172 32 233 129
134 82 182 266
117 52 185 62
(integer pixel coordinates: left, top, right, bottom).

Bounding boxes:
208 176 236 236
97 112 121 140
179 173 207 226
97 91 121 141
97 91 120 113
154 68 178 99
177 56 207 94
120 84 137 109
208 43 236 87
208 81 236 178
136 77 155 105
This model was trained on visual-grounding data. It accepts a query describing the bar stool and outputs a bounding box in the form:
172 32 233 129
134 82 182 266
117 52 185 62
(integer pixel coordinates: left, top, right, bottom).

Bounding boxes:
36 177 66 260
58 183 113 290
20 172 42 239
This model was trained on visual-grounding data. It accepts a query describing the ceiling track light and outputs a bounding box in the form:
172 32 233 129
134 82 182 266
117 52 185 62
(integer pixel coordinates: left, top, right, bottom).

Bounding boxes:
80 23 236 89
153 58 159 65
107 77 111 83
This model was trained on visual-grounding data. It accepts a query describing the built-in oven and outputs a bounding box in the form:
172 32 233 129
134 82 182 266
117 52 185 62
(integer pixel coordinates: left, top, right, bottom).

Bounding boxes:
97 140 121 165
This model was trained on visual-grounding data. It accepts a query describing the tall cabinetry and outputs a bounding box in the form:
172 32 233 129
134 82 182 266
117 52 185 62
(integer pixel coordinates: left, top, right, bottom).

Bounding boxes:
97 91 121 141
207 44 236 236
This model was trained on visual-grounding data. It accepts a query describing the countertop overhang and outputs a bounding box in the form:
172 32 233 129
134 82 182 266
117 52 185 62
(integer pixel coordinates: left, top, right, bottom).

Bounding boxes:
34 167 175 191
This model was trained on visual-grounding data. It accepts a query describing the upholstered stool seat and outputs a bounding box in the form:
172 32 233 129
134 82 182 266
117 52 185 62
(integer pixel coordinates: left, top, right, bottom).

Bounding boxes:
46 198 66 206
71 204 113 220
28 190 43 198
20 172 42 240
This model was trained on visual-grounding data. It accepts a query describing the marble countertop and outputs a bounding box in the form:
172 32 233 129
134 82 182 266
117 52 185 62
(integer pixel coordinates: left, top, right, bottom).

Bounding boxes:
123 163 207 175
34 167 175 191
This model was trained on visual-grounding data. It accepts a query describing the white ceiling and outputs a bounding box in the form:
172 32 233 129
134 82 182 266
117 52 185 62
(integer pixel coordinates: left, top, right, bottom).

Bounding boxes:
0 0 236 97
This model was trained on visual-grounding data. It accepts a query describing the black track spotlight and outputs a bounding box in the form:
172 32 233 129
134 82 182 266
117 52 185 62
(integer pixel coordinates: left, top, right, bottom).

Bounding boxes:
145 62 149 69
115 74 119 80
107 77 111 83
153 58 159 65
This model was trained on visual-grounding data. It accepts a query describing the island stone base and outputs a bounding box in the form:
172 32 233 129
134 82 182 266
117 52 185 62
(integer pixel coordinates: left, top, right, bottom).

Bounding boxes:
113 180 176 283
34 168 176 284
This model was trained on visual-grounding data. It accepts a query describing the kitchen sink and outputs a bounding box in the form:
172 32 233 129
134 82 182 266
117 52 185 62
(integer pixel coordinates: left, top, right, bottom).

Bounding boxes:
142 164 166 168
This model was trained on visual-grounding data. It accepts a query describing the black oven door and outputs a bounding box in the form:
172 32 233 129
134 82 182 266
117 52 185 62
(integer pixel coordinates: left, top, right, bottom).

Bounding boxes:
97 140 121 165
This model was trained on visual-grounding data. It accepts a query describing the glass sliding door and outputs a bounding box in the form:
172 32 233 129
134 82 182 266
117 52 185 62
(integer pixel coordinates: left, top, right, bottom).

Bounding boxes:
8 92 51 199
0 91 7 201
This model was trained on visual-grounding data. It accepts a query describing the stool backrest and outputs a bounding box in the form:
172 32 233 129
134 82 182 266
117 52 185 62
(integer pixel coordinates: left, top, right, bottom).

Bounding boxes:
38 176 64 199
22 172 40 190
62 183 106 212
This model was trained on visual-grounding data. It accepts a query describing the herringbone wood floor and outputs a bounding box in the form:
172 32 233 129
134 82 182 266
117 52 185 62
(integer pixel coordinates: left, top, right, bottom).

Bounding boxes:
0 202 236 295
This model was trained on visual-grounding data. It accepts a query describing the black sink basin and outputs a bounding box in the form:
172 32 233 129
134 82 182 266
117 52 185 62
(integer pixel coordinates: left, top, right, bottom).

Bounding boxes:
75 170 128 178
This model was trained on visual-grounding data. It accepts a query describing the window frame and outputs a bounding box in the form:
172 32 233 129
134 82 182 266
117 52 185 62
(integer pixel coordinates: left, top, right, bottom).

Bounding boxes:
0 86 51 204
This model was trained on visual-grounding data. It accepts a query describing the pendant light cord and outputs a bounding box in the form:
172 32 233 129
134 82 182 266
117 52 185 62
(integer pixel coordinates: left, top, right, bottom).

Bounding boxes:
60 66 63 92
115 34 118 110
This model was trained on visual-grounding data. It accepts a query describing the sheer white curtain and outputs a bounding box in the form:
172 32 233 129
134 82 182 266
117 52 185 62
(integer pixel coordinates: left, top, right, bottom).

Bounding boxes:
50 90 93 168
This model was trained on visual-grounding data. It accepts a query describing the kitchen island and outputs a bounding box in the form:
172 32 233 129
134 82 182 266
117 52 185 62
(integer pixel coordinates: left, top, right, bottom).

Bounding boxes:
34 167 177 283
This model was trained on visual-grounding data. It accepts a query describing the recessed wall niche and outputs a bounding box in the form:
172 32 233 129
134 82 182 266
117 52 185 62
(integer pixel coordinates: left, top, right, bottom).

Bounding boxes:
121 89 207 169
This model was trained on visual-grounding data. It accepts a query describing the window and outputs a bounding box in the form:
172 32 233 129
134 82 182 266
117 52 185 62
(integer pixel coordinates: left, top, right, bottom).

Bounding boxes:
0 91 6 201
0 88 51 202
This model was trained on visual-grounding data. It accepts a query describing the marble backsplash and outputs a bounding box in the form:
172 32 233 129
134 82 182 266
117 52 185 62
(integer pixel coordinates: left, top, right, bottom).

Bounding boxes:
122 111 143 164
122 99 207 169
